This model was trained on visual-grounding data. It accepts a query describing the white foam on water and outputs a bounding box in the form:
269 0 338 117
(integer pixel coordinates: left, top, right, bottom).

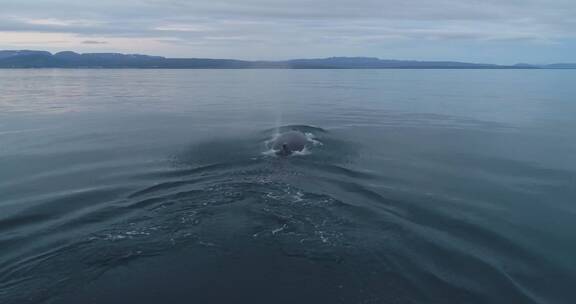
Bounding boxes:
262 130 322 157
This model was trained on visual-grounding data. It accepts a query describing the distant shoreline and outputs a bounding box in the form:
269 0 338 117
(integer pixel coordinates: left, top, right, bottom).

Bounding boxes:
0 67 548 69
2 67 574 70
1 50 574 69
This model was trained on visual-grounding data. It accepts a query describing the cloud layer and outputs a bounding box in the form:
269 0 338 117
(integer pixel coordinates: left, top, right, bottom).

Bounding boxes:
1 0 575 62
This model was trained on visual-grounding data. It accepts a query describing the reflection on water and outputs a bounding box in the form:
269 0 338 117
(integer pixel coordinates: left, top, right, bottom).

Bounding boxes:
0 70 575 304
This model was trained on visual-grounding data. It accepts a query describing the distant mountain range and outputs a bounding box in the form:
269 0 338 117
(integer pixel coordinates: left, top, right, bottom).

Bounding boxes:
0 50 574 69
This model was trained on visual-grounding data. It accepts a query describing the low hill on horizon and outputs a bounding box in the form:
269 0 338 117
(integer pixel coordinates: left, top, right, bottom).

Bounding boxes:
0 50 572 69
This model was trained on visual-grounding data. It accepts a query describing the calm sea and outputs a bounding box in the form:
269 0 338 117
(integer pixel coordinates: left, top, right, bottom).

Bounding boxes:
1 69 575 303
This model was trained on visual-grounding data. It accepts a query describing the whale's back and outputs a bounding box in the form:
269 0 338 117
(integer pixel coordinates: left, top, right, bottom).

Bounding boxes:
272 131 308 155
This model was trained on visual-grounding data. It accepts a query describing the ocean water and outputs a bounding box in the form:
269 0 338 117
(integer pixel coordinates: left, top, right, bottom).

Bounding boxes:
0 69 575 304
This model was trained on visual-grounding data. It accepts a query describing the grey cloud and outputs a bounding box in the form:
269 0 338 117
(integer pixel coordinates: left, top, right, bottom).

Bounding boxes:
82 40 107 44
0 0 575 58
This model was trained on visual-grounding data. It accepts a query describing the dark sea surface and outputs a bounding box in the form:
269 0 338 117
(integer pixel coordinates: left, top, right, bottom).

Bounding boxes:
0 69 575 304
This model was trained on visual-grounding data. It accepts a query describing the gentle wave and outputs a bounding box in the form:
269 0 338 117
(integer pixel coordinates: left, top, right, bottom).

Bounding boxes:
1 125 564 304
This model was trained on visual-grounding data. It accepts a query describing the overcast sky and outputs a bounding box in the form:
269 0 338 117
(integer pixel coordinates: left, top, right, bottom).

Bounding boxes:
1 0 575 63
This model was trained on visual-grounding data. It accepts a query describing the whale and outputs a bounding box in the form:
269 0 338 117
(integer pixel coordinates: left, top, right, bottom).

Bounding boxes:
271 130 309 156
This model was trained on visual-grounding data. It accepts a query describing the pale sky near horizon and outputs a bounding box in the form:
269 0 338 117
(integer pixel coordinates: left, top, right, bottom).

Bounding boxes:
1 0 575 64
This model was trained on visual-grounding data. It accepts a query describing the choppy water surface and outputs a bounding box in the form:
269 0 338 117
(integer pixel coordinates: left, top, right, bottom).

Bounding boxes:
1 69 575 304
